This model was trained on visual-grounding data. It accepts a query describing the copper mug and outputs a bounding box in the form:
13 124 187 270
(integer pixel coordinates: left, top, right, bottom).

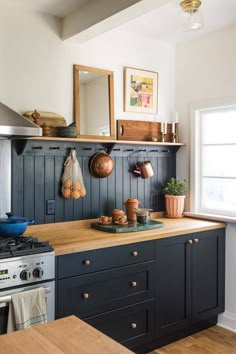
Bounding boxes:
133 161 154 179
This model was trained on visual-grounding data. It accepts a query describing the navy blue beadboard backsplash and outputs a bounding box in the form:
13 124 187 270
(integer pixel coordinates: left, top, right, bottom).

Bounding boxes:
12 140 177 224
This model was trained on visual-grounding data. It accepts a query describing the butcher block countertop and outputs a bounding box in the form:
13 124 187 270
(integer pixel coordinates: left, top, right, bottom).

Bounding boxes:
24 214 226 256
0 316 133 354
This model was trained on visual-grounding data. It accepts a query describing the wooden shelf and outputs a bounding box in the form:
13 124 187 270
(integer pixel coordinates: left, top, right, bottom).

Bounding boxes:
13 137 185 155
25 136 185 146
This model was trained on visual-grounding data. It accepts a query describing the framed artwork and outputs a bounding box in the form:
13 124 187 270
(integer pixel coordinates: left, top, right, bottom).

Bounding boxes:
124 67 158 114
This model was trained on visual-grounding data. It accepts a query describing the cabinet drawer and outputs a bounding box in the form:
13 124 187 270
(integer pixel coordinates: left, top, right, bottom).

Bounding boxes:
57 261 155 318
84 299 155 349
57 240 155 279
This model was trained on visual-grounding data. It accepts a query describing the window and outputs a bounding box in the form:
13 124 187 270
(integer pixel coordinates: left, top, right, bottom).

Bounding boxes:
191 101 236 218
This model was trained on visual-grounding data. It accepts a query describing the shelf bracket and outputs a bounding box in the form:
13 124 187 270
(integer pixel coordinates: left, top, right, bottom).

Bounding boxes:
13 139 28 155
102 143 116 155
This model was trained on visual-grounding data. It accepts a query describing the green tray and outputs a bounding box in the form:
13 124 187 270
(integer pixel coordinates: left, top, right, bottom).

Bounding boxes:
91 220 164 233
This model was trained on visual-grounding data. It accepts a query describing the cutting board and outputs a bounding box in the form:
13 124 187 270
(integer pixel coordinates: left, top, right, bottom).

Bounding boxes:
23 110 67 137
117 119 173 142
91 220 164 233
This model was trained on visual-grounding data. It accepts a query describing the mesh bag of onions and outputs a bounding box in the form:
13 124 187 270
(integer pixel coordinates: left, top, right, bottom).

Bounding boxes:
61 148 86 199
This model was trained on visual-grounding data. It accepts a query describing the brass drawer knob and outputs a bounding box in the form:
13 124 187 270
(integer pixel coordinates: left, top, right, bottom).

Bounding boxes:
187 239 193 245
131 251 138 257
130 323 137 329
83 259 91 266
130 281 137 287
82 293 89 299
193 238 199 243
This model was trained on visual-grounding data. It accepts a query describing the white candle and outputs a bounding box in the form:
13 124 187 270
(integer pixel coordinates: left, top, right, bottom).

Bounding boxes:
164 121 167 134
161 121 164 133
175 112 179 124
172 122 175 133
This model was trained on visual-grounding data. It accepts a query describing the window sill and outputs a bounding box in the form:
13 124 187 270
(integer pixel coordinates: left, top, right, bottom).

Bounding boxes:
184 212 236 224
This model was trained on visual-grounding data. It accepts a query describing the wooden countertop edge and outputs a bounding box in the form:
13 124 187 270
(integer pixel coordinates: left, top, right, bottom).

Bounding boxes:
56 226 226 256
0 316 134 354
25 214 226 256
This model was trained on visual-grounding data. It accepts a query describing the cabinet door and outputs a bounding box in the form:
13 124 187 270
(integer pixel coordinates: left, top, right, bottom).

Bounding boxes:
192 228 225 321
156 235 192 338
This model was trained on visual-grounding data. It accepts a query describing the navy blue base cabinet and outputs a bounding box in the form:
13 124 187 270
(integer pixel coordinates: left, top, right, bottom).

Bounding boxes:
156 228 225 347
56 229 225 353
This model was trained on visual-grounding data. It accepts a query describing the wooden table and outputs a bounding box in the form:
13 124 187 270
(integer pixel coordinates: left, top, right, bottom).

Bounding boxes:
0 316 134 354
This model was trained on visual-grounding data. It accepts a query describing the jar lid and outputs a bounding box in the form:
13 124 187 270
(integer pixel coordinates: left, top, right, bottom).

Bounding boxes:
125 198 140 203
112 209 124 214
135 208 152 215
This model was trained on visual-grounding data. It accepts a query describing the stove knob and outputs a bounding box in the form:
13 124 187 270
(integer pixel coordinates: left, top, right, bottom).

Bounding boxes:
20 269 31 281
33 267 44 279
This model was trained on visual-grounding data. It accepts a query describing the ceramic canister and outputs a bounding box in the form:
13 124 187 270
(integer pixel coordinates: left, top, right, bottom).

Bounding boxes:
112 209 124 223
123 198 141 221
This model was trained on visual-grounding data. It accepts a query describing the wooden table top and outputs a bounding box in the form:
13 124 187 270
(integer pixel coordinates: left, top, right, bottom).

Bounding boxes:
0 316 133 354
24 214 226 256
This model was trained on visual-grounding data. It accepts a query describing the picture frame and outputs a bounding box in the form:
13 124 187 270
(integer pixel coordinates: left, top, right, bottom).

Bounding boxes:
124 67 158 114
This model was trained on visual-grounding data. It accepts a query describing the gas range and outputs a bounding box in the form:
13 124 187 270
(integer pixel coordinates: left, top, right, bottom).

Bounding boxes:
0 235 53 259
0 235 55 290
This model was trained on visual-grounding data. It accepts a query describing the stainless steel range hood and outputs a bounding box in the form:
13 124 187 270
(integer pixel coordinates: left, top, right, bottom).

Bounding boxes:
0 102 42 138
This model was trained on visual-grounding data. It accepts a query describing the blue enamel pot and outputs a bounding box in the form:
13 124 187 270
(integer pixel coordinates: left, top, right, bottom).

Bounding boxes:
0 213 35 237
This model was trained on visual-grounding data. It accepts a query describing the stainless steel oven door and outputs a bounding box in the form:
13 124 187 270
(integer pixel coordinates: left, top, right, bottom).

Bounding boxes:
0 280 55 335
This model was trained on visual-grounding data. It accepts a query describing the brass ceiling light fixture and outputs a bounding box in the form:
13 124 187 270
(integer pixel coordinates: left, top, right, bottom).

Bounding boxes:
180 0 203 30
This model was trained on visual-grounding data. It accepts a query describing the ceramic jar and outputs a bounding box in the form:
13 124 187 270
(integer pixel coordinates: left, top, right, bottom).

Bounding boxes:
112 209 124 223
135 208 152 224
123 198 141 221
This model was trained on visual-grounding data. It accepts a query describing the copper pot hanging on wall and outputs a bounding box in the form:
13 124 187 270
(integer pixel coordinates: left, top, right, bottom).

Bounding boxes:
89 152 114 178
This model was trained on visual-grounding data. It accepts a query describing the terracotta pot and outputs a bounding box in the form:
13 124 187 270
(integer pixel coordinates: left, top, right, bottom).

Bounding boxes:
165 195 185 218
89 152 114 178
124 198 141 221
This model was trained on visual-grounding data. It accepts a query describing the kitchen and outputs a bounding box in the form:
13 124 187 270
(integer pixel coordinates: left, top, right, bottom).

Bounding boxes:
0 0 236 352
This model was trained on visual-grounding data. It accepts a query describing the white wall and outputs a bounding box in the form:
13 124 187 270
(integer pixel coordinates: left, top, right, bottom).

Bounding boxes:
176 24 236 331
0 11 175 129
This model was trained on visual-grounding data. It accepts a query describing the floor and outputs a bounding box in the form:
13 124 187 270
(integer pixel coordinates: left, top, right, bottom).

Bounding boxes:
148 326 236 353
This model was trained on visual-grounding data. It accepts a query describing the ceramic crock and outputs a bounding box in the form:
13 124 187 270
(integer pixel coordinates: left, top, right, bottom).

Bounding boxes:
123 198 141 221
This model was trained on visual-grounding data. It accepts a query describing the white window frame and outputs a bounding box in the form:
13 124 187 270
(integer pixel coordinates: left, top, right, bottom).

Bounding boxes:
189 97 236 223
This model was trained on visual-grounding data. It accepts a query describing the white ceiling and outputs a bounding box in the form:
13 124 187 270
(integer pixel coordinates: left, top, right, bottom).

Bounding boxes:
122 0 236 44
0 0 89 18
1 0 236 44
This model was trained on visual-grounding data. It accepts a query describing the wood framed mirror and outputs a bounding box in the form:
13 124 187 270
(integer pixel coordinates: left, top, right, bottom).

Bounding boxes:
73 64 115 139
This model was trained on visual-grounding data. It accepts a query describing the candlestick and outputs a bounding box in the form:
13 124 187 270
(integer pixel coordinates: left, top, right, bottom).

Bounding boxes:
161 132 166 143
175 123 179 143
172 122 175 133
160 121 164 133
164 121 167 134
175 112 179 124
171 133 176 143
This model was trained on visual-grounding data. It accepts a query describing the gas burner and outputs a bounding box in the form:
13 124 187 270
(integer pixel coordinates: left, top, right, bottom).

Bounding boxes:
0 235 53 259
7 240 16 246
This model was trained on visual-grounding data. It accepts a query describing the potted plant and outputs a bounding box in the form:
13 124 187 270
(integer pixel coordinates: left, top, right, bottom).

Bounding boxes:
164 177 187 218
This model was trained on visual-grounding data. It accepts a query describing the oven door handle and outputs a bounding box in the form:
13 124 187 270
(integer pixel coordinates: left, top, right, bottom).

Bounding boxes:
0 287 52 304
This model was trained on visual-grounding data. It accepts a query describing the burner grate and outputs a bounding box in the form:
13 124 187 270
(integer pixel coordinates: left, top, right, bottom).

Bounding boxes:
0 236 53 258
